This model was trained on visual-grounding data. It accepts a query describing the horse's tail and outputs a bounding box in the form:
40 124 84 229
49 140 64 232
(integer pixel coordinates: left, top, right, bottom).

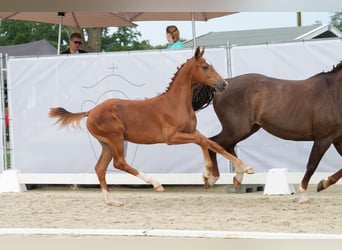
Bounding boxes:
48 107 88 129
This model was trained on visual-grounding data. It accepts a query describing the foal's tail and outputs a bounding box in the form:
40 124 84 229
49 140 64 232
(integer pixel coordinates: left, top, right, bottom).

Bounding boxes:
49 107 88 129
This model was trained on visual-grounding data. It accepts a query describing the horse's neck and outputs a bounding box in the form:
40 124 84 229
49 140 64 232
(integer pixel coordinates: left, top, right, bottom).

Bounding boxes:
165 67 193 107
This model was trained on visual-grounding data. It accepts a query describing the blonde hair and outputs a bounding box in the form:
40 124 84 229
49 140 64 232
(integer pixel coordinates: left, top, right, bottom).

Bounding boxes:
166 25 180 42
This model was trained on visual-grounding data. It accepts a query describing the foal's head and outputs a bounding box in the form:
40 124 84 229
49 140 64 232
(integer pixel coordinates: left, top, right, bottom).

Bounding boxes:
189 47 227 91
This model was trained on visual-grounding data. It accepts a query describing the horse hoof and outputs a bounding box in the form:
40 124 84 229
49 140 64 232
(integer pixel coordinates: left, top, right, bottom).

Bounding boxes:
202 175 209 189
154 185 164 192
233 176 241 189
203 179 210 189
207 175 219 187
317 180 326 192
107 200 125 207
245 168 254 174
298 196 311 205
299 199 311 205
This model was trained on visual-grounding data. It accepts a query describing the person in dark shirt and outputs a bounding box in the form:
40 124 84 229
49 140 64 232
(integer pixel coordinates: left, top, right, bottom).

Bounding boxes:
62 32 87 54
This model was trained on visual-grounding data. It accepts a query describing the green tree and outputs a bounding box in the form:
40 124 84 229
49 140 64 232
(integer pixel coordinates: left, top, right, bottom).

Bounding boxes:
0 20 69 49
101 27 154 51
331 12 342 31
0 20 156 52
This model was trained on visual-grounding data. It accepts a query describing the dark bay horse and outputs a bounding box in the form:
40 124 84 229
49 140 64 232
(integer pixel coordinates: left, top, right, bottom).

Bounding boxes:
49 47 253 206
192 62 342 203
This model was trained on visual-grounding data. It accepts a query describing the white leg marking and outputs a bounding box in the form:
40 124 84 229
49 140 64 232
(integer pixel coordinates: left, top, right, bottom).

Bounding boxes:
298 185 310 204
101 188 124 207
234 172 244 184
207 175 219 186
137 172 164 191
235 161 254 174
203 170 219 187
298 185 305 193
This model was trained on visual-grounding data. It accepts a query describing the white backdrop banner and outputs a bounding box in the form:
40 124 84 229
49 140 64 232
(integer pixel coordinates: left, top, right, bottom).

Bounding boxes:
230 38 342 172
6 40 342 177
7 48 228 174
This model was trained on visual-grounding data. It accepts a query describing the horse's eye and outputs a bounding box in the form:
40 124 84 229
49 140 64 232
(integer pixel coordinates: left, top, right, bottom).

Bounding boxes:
202 65 209 71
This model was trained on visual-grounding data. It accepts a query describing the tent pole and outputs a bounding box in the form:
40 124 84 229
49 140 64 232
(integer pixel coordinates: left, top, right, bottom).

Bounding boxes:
57 12 65 55
0 53 8 170
191 12 196 49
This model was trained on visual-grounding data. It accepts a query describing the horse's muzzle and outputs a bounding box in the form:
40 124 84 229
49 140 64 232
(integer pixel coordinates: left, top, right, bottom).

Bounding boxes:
216 80 228 92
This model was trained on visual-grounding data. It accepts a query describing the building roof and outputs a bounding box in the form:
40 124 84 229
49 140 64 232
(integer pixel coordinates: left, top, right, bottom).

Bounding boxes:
184 24 342 48
0 39 56 57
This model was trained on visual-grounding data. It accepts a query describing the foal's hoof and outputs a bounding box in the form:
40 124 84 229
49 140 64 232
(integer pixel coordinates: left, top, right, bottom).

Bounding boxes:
298 195 311 205
203 175 219 188
245 168 254 174
154 185 164 192
106 200 125 207
202 175 218 189
208 176 219 187
298 199 311 205
317 179 326 192
202 175 209 189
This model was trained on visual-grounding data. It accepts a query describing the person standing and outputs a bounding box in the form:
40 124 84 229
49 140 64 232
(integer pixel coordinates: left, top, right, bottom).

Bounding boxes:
62 32 87 54
166 25 185 49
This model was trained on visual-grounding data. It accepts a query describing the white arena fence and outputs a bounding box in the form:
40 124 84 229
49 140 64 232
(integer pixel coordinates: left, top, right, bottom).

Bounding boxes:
1 40 342 185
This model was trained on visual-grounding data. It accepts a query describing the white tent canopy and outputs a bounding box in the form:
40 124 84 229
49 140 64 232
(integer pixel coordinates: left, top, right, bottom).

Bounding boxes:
0 0 340 12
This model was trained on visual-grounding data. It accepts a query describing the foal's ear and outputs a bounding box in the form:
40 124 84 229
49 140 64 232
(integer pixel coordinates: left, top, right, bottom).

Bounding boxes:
194 47 205 60
194 47 200 59
200 47 205 57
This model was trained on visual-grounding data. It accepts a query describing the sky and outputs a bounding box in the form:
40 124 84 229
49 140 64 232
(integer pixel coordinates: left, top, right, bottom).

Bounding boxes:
130 12 334 46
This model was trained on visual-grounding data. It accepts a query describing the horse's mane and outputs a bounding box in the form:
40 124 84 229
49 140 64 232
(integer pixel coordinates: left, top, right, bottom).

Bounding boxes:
313 61 342 77
328 61 342 74
192 83 216 111
161 60 187 95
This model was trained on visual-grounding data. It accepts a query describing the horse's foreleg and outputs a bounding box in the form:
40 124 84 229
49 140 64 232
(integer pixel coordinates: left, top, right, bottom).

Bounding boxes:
299 140 331 204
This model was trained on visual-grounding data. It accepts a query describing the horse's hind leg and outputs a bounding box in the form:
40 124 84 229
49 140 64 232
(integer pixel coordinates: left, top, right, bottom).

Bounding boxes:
200 146 219 188
299 140 331 203
206 138 254 188
208 124 260 189
317 142 342 191
207 133 233 182
317 168 342 192
200 135 253 189
108 137 164 192
95 143 124 206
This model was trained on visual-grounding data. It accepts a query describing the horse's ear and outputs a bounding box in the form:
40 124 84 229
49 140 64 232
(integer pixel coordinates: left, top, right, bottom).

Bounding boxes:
195 47 205 60
194 47 200 59
199 47 205 58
